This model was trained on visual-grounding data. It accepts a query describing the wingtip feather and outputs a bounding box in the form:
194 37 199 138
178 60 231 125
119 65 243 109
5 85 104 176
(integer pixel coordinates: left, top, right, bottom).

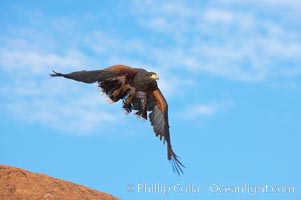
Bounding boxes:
168 145 185 176
50 70 63 77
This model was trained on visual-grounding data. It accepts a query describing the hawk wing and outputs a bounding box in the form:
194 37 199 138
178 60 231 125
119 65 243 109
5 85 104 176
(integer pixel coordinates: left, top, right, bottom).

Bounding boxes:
148 87 185 175
50 70 115 83
50 65 139 83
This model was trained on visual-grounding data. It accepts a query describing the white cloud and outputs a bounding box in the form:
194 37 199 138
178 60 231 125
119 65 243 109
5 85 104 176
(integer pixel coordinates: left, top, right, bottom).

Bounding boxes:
0 71 123 134
0 48 89 76
217 0 301 11
0 18 124 134
0 9 186 134
204 9 234 24
130 1 301 83
189 104 219 117
182 99 234 119
1 1 301 134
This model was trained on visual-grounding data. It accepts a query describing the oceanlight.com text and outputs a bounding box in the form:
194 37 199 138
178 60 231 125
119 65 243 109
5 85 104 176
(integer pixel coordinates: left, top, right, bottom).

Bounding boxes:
210 183 295 196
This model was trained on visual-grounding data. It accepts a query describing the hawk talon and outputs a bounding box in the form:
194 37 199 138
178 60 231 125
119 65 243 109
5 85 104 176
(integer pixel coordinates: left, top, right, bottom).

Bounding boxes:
122 103 132 113
106 97 114 104
135 111 147 120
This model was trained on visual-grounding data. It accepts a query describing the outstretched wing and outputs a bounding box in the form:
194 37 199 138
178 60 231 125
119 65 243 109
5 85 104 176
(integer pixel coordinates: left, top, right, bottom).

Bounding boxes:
50 65 139 83
50 70 115 83
148 87 185 175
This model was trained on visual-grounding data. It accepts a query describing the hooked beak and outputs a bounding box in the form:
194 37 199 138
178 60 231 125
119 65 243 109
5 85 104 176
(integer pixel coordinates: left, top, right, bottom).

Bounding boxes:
150 74 159 80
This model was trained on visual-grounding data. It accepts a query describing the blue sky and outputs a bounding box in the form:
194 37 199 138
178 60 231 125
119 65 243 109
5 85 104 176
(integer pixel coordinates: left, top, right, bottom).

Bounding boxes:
0 0 300 199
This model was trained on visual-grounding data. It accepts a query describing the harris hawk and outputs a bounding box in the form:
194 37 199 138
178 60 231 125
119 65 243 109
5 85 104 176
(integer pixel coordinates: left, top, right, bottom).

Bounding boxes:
50 64 184 175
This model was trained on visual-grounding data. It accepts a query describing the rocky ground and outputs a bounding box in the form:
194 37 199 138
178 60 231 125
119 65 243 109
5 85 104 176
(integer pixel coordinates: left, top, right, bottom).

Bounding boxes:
0 164 119 200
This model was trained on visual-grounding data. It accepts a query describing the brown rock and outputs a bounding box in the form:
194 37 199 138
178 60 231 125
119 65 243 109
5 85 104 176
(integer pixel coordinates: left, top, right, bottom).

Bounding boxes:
0 164 119 200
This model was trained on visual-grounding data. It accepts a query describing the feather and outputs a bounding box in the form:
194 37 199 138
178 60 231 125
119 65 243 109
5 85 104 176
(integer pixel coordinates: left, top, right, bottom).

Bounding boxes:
50 70 115 83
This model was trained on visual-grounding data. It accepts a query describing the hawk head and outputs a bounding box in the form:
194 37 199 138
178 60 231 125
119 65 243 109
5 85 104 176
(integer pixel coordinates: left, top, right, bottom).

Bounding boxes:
134 70 159 89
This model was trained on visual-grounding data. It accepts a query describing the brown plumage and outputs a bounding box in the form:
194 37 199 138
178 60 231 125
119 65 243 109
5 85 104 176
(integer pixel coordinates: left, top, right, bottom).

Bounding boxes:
50 64 184 175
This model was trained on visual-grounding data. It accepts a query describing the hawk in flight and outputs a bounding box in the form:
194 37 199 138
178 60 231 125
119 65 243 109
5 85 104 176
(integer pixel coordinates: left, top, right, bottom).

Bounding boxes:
50 65 184 175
